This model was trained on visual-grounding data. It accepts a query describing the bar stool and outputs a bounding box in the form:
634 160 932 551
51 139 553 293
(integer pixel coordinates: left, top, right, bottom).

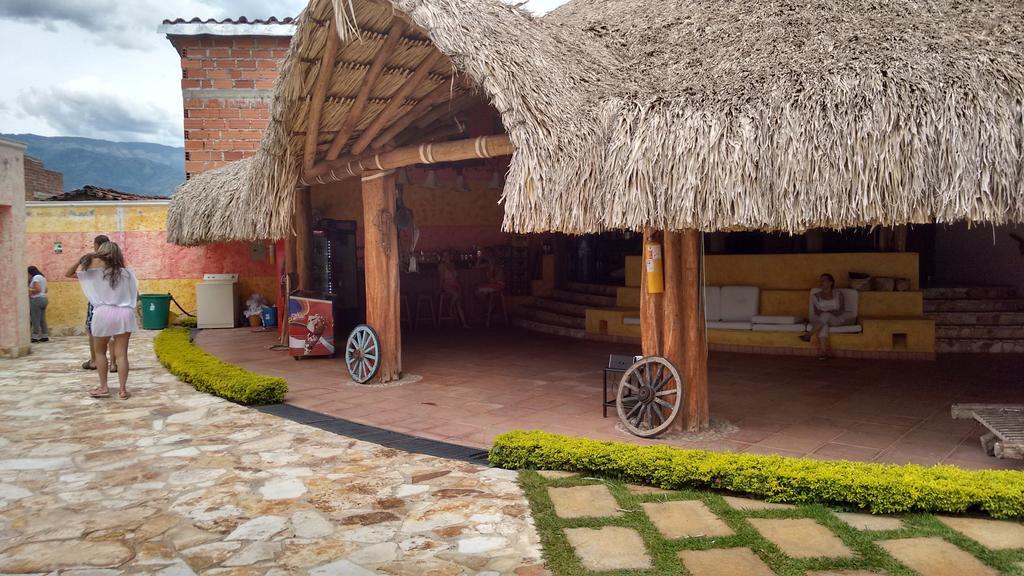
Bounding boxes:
483 290 508 328
414 292 437 329
400 294 413 330
437 292 458 326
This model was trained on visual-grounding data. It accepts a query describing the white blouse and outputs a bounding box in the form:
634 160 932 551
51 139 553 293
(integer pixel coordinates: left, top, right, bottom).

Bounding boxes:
77 268 139 308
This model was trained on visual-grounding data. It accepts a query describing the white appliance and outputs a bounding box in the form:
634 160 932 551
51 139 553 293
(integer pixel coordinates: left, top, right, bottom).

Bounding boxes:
196 273 240 329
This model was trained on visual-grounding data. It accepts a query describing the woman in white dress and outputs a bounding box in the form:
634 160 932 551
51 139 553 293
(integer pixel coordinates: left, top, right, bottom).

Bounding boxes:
74 241 139 399
800 273 855 359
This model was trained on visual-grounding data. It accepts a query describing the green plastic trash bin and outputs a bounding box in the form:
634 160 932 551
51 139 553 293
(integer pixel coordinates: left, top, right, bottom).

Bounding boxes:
140 293 172 330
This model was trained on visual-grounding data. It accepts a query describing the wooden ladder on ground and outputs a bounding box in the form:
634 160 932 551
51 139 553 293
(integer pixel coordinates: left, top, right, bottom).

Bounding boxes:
951 404 1024 459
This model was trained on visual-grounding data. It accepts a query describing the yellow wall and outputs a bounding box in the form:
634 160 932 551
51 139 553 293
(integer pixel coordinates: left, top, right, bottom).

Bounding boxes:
26 202 276 335
625 252 919 290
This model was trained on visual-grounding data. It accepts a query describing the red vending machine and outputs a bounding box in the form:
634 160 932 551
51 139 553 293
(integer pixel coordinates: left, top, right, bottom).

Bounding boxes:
288 292 336 358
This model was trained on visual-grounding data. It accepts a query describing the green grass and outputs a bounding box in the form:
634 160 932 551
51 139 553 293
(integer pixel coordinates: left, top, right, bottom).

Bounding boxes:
519 471 1024 576
492 430 1024 518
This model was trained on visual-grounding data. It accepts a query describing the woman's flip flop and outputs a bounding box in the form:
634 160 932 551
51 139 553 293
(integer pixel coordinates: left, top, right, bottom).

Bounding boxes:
82 360 97 370
90 389 110 398
119 390 131 400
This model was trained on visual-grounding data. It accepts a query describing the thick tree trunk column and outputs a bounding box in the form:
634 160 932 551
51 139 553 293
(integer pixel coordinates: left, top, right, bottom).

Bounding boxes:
361 170 402 382
681 230 709 431
661 231 686 433
294 186 313 291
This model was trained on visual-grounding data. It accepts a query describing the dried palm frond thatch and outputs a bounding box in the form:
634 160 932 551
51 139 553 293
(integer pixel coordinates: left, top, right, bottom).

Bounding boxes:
168 0 1024 245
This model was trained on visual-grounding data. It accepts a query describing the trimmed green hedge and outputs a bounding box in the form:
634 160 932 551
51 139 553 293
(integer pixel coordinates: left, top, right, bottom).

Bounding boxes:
489 430 1024 519
176 316 197 328
154 327 287 405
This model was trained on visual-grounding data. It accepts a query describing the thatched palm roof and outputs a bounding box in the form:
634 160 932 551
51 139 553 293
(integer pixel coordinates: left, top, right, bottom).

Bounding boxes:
168 0 1024 244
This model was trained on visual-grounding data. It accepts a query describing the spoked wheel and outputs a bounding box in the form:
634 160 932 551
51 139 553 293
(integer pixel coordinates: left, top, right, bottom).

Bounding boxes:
616 356 683 438
345 324 380 384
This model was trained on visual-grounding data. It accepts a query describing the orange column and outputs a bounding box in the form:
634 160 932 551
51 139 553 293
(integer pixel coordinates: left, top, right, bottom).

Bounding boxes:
681 229 709 431
360 170 402 382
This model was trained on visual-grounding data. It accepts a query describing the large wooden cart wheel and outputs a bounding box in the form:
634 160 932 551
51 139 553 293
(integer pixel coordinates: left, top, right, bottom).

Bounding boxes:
345 324 380 384
616 356 683 438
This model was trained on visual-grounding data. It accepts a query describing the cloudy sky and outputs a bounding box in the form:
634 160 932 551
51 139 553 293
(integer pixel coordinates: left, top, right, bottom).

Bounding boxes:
0 0 566 147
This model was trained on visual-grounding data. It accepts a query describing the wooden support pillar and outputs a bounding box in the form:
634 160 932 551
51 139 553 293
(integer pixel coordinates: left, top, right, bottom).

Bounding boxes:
639 228 663 357
661 231 686 432
294 186 313 291
360 170 402 382
681 229 709 432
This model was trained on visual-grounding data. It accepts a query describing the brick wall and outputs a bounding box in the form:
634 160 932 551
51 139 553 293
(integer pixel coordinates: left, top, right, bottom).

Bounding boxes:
167 34 290 178
23 156 63 201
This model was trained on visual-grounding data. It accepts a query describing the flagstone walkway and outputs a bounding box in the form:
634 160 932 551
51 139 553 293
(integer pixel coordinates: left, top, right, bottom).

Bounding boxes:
530 471 1024 575
0 333 545 574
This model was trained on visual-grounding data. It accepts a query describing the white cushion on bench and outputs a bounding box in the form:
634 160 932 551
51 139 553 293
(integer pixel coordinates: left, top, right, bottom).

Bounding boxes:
704 286 722 322
751 315 802 325
752 323 807 333
830 324 863 334
720 286 760 322
707 321 752 330
623 316 640 326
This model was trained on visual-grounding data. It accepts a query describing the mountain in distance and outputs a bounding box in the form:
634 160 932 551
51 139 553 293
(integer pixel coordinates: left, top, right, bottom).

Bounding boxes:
1 133 184 197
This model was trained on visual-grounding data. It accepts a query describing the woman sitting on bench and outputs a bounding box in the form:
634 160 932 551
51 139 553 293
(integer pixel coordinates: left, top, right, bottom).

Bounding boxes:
800 273 855 360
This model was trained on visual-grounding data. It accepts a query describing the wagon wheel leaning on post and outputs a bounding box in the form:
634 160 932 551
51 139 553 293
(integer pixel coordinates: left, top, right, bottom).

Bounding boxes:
616 356 683 438
345 324 381 384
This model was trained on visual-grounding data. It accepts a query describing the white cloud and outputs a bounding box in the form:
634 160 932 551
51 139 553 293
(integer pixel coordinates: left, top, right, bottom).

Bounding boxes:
0 0 567 145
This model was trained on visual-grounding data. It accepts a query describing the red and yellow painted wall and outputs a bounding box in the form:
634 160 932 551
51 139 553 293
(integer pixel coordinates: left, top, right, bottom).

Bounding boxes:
25 200 277 335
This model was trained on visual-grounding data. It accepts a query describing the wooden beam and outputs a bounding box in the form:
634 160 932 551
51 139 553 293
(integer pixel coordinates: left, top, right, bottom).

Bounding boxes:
640 228 663 358
303 134 511 184
414 93 477 130
349 50 444 156
394 116 467 147
661 231 686 433
681 229 709 432
361 170 402 382
303 19 339 172
324 21 406 161
370 81 457 150
294 186 313 291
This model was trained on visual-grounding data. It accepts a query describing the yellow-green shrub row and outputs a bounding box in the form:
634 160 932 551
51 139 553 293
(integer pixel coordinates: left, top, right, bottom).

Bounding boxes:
154 327 287 405
489 430 1024 519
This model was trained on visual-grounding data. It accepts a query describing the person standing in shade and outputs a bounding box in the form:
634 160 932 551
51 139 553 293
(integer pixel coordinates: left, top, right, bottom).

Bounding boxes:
27 266 49 343
66 234 116 371
73 241 138 400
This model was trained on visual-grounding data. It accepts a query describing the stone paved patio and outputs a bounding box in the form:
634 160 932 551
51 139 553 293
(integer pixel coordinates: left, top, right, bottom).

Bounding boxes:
0 333 545 574
530 472 1024 575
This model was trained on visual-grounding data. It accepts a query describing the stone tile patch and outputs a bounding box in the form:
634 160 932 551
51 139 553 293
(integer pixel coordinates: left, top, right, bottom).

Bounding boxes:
936 516 1024 550
547 484 622 519
564 526 651 571
642 500 734 539
626 484 675 495
834 512 905 531
536 470 577 480
749 518 855 559
0 333 543 574
879 537 998 576
678 547 774 576
722 495 795 511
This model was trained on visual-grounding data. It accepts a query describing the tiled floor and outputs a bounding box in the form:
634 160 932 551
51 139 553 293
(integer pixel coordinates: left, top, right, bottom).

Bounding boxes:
196 327 1024 470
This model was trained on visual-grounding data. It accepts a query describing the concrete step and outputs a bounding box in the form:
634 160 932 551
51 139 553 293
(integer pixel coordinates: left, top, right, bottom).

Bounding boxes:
937 338 1024 354
515 306 587 329
936 325 1024 339
924 299 1024 313
924 286 1018 300
926 312 1024 326
530 297 589 317
562 281 620 297
511 317 586 340
550 289 618 307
